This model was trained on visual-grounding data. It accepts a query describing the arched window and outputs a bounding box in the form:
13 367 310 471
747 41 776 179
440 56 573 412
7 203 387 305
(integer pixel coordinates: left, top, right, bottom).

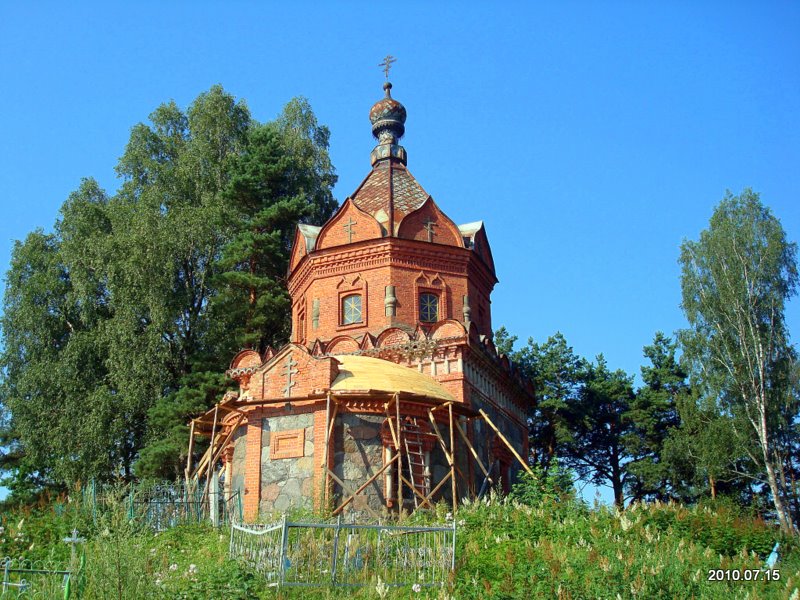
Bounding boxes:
341 294 363 325
419 293 439 323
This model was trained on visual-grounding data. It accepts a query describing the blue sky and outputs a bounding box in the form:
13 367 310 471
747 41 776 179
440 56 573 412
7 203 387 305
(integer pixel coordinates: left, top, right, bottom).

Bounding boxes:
1 2 798 502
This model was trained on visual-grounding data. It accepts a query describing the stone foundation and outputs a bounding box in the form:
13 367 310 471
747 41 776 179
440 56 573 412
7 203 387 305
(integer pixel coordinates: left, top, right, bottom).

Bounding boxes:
260 413 315 514
230 425 247 495
333 413 385 515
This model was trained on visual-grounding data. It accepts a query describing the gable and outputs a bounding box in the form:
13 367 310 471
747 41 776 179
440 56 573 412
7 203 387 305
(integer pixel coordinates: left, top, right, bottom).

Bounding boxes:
396 197 463 247
248 344 339 400
315 198 384 250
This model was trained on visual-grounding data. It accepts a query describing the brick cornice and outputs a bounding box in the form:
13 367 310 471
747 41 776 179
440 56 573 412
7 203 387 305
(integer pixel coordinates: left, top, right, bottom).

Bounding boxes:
288 238 497 297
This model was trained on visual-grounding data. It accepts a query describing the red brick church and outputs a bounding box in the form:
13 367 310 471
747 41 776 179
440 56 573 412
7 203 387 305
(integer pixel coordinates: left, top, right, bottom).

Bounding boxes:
187 77 534 521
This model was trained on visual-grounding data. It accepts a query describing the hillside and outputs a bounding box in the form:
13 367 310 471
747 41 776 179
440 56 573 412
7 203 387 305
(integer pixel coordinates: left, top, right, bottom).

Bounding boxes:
0 479 797 599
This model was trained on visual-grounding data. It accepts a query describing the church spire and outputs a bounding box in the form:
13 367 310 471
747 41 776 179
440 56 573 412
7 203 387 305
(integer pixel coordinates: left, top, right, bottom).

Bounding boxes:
369 60 408 166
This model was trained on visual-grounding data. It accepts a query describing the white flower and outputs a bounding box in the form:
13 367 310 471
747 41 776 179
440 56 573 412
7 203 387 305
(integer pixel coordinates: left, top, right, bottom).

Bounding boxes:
445 512 453 522
375 576 390 599
188 564 197 575
458 519 465 526
149 548 156 555
412 583 422 593
619 515 632 531
168 563 178 572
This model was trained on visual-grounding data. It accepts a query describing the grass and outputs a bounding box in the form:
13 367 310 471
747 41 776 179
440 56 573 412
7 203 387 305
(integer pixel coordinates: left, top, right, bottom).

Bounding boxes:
0 479 798 599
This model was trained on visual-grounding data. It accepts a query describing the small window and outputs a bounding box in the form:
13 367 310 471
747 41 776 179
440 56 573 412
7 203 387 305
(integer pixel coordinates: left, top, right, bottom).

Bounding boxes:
419 293 439 323
342 294 363 325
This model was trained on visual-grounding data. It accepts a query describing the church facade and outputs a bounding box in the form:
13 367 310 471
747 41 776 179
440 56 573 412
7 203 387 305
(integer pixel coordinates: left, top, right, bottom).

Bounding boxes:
188 80 533 521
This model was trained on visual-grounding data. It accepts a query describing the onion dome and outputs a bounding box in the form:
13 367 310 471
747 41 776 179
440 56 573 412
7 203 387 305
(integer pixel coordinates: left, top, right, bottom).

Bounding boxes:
369 82 408 166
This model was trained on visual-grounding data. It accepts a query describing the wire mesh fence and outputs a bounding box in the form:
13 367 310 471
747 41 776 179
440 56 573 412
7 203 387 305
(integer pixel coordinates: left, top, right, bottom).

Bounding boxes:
0 557 73 599
230 516 455 588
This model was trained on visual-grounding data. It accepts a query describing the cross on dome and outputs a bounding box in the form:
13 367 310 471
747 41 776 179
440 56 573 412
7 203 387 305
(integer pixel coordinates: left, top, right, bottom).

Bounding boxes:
369 57 408 166
378 54 396 80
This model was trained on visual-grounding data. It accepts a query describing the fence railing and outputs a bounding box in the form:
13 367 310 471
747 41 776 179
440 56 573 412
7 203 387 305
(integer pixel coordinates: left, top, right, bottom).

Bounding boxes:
80 480 242 530
127 483 242 530
0 557 72 599
230 516 455 588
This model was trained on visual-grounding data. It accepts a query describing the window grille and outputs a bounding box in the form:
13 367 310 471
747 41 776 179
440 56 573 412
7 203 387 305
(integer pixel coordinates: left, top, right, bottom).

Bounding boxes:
419 293 439 323
342 294 363 325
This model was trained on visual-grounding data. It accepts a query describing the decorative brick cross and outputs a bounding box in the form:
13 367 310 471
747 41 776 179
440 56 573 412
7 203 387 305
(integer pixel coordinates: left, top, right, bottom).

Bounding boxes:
283 356 298 397
343 217 357 243
423 218 437 242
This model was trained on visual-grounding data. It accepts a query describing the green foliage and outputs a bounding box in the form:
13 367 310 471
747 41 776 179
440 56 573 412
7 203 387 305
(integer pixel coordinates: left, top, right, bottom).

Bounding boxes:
563 354 635 507
679 188 799 533
136 372 230 480
497 329 585 471
625 332 690 502
0 86 337 493
507 461 576 506
454 493 799 599
1 492 798 599
499 329 656 508
212 109 336 353
0 500 83 564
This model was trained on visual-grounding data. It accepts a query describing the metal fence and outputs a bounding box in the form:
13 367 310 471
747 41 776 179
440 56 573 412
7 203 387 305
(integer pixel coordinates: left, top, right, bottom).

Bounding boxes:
80 479 242 531
230 516 455 588
0 557 72 599
127 483 242 530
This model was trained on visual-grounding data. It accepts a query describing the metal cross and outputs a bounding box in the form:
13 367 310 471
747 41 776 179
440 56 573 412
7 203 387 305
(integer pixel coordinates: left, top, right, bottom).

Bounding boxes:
343 217 357 243
63 528 85 567
378 55 397 80
423 218 437 242
283 356 298 397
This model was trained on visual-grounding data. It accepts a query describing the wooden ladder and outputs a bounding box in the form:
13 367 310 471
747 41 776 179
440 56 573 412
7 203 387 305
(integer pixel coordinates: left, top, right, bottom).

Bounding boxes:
401 417 430 507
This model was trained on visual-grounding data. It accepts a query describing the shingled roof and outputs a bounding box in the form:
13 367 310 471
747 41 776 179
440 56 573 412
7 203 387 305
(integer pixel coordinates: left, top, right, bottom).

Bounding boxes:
350 160 430 228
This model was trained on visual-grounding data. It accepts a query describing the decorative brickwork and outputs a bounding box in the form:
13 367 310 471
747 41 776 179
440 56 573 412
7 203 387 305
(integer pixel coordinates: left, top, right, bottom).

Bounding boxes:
316 199 383 250
269 428 306 460
397 198 463 247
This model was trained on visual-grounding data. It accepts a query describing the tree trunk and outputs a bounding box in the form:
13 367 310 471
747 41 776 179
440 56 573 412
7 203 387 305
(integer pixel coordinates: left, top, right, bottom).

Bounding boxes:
248 255 257 307
709 475 716 499
612 478 624 509
611 458 624 508
764 455 794 534
790 468 800 527
756 398 796 535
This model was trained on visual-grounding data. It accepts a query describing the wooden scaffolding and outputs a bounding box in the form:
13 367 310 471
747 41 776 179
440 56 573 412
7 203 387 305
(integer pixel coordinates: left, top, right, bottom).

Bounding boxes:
185 391 532 519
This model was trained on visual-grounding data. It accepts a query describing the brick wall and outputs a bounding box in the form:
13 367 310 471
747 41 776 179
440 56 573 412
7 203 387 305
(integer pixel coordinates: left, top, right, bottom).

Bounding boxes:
396 198 463 246
249 347 337 400
316 199 384 250
289 243 491 344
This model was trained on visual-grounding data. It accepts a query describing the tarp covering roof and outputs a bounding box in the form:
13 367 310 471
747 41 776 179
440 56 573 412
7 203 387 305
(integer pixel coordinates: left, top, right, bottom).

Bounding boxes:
331 354 454 402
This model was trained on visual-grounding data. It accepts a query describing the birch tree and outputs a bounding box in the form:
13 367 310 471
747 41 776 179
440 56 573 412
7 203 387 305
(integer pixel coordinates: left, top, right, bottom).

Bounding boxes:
679 189 798 534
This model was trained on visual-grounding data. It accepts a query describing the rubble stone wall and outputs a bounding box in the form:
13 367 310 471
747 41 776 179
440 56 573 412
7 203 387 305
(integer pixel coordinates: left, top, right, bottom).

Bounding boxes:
333 413 385 515
259 413 315 514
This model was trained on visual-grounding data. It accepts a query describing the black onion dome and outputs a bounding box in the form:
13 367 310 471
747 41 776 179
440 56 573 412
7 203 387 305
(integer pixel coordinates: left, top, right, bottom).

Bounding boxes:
369 82 406 141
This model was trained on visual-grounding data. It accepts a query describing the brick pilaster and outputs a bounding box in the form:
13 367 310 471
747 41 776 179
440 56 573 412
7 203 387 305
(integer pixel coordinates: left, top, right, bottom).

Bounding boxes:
313 406 331 510
242 409 263 522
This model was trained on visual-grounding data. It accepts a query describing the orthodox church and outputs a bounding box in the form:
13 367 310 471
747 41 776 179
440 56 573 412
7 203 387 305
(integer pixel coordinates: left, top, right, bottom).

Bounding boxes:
187 76 534 521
